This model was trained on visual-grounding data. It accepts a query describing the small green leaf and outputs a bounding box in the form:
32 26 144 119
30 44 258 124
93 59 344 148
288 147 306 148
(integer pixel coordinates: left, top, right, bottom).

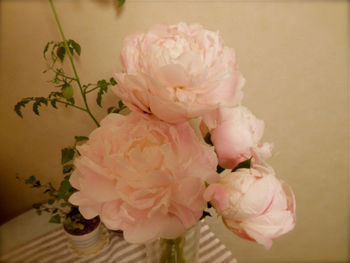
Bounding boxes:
107 106 116 114
50 99 58 109
25 176 36 184
204 181 209 188
32 97 48 116
62 85 74 99
48 199 55 205
61 148 75 164
57 176 72 200
43 42 50 58
32 203 41 209
232 158 251 172
63 164 73 174
96 90 103 107
32 180 41 188
69 39 81 56
118 0 126 8
97 80 108 89
49 214 61 224
74 136 88 142
67 97 75 105
36 210 42 216
110 77 117 85
14 97 33 118
56 46 66 61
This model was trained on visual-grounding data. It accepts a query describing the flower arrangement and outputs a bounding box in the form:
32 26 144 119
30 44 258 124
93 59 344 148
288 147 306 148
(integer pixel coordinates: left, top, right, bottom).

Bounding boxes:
15 0 295 260
71 22 296 249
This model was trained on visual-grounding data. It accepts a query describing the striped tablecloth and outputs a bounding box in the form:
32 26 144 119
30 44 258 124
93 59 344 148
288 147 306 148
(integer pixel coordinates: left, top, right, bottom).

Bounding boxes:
1 222 237 263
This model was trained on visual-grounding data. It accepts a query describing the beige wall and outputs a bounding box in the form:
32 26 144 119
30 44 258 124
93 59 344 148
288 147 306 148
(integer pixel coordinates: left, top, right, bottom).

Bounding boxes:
0 0 348 262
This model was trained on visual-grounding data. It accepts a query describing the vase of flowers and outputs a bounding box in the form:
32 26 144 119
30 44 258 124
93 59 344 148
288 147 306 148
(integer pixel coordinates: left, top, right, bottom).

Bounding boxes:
15 0 296 261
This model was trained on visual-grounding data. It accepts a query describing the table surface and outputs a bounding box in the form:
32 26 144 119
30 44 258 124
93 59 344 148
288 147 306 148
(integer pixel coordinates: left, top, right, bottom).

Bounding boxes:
0 210 237 263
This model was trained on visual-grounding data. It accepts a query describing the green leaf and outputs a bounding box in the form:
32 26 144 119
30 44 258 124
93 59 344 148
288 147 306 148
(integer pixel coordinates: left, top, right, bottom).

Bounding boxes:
57 176 72 200
49 214 61 224
25 175 36 184
36 210 42 216
50 99 58 109
56 46 66 61
107 106 116 114
32 180 41 188
69 39 81 56
118 0 126 8
67 97 75 105
110 77 117 85
61 148 75 164
48 199 55 205
43 42 50 58
32 203 41 209
118 100 124 109
32 97 48 116
62 84 74 99
14 97 33 118
96 90 103 107
63 164 73 174
74 136 88 142
97 80 108 89
232 158 251 172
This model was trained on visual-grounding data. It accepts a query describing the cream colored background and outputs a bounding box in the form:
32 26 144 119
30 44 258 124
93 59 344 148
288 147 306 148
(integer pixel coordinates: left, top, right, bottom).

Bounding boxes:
0 0 348 262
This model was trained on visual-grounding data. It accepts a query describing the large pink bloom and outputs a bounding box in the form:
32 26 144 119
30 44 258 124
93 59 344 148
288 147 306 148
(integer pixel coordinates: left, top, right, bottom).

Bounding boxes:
113 23 244 124
202 106 272 169
204 165 296 249
69 112 218 243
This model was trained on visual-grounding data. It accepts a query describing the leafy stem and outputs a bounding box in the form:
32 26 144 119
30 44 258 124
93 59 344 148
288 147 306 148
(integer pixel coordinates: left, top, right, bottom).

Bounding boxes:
48 0 99 127
49 98 87 112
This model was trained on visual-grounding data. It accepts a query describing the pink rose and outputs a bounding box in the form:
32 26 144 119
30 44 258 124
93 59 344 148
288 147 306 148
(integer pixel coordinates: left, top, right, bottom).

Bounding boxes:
113 23 244 124
69 112 218 243
204 165 296 249
202 106 272 169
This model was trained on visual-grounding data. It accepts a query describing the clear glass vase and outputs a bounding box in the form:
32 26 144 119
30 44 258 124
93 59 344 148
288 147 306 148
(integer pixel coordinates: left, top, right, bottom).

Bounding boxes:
146 222 201 263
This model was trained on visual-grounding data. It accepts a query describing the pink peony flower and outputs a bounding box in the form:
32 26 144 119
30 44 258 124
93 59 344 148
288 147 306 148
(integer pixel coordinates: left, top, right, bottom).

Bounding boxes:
69 112 218 243
112 23 245 124
204 165 296 249
202 106 272 169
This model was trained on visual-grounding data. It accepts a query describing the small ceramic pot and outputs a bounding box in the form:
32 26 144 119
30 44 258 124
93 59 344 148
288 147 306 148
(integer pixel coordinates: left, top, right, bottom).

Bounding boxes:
64 222 109 257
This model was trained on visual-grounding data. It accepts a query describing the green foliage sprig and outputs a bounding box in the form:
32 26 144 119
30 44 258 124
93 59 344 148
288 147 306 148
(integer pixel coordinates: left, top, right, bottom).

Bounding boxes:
14 38 119 124
14 0 128 231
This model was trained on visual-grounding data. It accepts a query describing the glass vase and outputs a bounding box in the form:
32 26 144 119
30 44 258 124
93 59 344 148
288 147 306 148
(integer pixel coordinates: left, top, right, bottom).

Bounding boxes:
146 222 201 263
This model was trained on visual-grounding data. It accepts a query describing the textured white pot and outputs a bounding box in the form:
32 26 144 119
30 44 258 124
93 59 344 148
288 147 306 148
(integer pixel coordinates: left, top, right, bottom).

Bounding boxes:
64 222 109 257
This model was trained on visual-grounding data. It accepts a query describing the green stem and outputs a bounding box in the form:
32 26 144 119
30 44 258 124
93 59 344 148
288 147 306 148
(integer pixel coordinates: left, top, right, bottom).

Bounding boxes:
48 0 100 127
85 85 100 94
49 99 88 112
